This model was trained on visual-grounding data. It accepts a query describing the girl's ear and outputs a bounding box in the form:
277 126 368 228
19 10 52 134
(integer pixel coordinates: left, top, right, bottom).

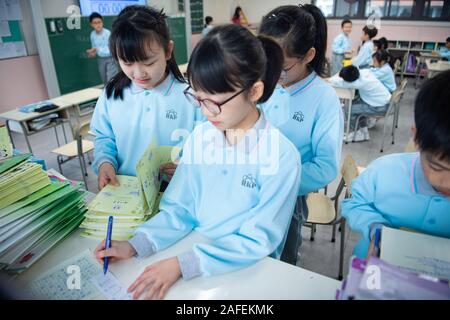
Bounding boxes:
248 81 264 103
166 40 174 60
304 47 316 64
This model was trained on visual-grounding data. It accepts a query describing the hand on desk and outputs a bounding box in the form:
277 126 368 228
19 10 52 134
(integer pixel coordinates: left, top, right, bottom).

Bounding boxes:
94 239 136 264
98 162 120 190
128 257 181 300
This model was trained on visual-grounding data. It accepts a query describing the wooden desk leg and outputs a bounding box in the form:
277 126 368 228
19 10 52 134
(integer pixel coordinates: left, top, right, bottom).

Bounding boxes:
19 121 33 153
5 120 16 150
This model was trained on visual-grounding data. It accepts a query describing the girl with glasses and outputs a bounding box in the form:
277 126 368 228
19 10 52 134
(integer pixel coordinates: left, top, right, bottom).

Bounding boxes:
259 4 344 266
94 24 301 300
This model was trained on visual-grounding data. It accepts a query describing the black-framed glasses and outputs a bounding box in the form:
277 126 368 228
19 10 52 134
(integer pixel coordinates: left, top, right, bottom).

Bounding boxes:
183 86 248 115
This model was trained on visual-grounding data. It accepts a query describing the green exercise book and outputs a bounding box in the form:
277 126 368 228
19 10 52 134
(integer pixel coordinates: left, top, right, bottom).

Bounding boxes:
0 156 88 273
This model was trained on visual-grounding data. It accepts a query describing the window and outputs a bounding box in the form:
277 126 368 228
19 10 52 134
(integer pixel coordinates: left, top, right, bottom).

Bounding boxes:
313 0 449 20
335 0 360 17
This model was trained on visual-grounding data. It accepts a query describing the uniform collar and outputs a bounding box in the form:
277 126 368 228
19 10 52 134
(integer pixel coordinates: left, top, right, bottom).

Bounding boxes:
213 110 270 154
285 71 317 97
130 72 176 96
410 153 443 197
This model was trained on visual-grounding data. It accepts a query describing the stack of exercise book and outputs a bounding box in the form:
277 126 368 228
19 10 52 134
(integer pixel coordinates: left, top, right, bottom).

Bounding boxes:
0 154 87 273
80 142 180 241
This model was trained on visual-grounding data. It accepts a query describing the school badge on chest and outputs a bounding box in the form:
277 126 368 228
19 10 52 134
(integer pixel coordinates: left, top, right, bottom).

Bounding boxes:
293 111 304 123
166 109 178 120
241 174 257 189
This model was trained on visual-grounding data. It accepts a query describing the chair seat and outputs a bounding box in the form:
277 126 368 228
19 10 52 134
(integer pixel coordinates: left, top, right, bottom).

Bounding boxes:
306 193 336 224
51 140 94 157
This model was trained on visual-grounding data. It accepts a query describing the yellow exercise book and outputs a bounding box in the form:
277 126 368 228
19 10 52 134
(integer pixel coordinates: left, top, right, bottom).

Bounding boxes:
0 126 13 160
80 142 181 240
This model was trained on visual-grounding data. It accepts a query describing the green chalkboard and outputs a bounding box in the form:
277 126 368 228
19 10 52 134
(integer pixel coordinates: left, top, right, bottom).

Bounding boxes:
1 21 23 43
178 0 204 34
46 16 187 94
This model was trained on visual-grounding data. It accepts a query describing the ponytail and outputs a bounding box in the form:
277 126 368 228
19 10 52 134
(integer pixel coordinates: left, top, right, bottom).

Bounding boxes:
302 4 327 77
257 35 283 103
372 49 394 69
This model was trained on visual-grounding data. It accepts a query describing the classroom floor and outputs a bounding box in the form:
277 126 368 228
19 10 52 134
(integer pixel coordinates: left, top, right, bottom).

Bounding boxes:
8 79 416 281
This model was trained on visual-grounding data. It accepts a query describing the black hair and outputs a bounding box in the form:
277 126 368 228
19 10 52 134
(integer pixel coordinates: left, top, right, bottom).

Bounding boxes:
187 24 283 104
363 26 378 39
414 70 450 161
259 4 328 77
89 12 103 23
372 49 394 68
374 36 388 50
341 19 352 28
233 7 242 19
106 5 185 100
339 65 359 82
446 36 450 42
204 16 213 27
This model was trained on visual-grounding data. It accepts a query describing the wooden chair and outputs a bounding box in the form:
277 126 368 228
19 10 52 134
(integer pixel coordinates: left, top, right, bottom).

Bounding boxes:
304 155 361 280
51 120 93 190
394 79 408 129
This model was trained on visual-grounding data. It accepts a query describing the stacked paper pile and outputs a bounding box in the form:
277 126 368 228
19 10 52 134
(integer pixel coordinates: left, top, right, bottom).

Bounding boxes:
80 143 180 240
336 256 450 300
0 155 87 273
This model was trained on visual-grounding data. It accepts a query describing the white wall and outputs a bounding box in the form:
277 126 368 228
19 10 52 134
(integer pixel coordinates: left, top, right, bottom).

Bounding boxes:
41 0 78 18
148 0 179 16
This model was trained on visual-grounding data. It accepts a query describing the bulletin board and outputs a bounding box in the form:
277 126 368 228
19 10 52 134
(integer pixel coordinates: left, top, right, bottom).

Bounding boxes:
0 0 27 60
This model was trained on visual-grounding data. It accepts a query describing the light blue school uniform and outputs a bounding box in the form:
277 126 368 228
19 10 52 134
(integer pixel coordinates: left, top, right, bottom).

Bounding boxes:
128 113 302 278
330 69 391 107
91 72 205 176
439 46 450 60
260 71 344 196
331 33 352 75
90 28 112 58
353 40 374 69
369 64 397 92
342 152 450 259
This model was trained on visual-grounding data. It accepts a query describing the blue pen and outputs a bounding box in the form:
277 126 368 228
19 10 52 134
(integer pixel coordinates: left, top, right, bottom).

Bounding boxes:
104 216 113 274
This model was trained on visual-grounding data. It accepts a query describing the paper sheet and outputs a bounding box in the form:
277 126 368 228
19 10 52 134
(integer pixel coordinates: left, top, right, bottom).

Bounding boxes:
91 271 132 300
28 250 103 300
5 0 22 20
380 226 450 280
0 20 11 37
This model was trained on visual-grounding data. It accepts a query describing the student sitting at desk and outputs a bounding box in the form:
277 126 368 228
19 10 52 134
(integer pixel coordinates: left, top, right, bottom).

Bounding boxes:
370 49 397 93
329 65 391 142
353 26 377 69
341 70 450 259
94 25 301 300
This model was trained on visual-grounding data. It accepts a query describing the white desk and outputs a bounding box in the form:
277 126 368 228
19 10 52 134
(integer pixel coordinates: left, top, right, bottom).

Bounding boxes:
426 59 450 79
12 230 340 300
0 88 102 153
331 86 356 144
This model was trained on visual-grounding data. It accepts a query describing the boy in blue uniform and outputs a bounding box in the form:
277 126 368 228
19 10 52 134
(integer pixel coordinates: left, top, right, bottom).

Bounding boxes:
437 37 450 60
342 70 450 259
331 19 353 75
86 12 117 84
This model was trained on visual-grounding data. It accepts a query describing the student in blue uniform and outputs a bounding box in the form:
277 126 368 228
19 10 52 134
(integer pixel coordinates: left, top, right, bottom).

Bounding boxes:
258 4 344 265
329 65 391 142
331 19 353 75
353 26 377 69
94 24 301 300
90 6 203 189
342 70 450 259
86 12 118 84
370 49 396 93
437 37 450 60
